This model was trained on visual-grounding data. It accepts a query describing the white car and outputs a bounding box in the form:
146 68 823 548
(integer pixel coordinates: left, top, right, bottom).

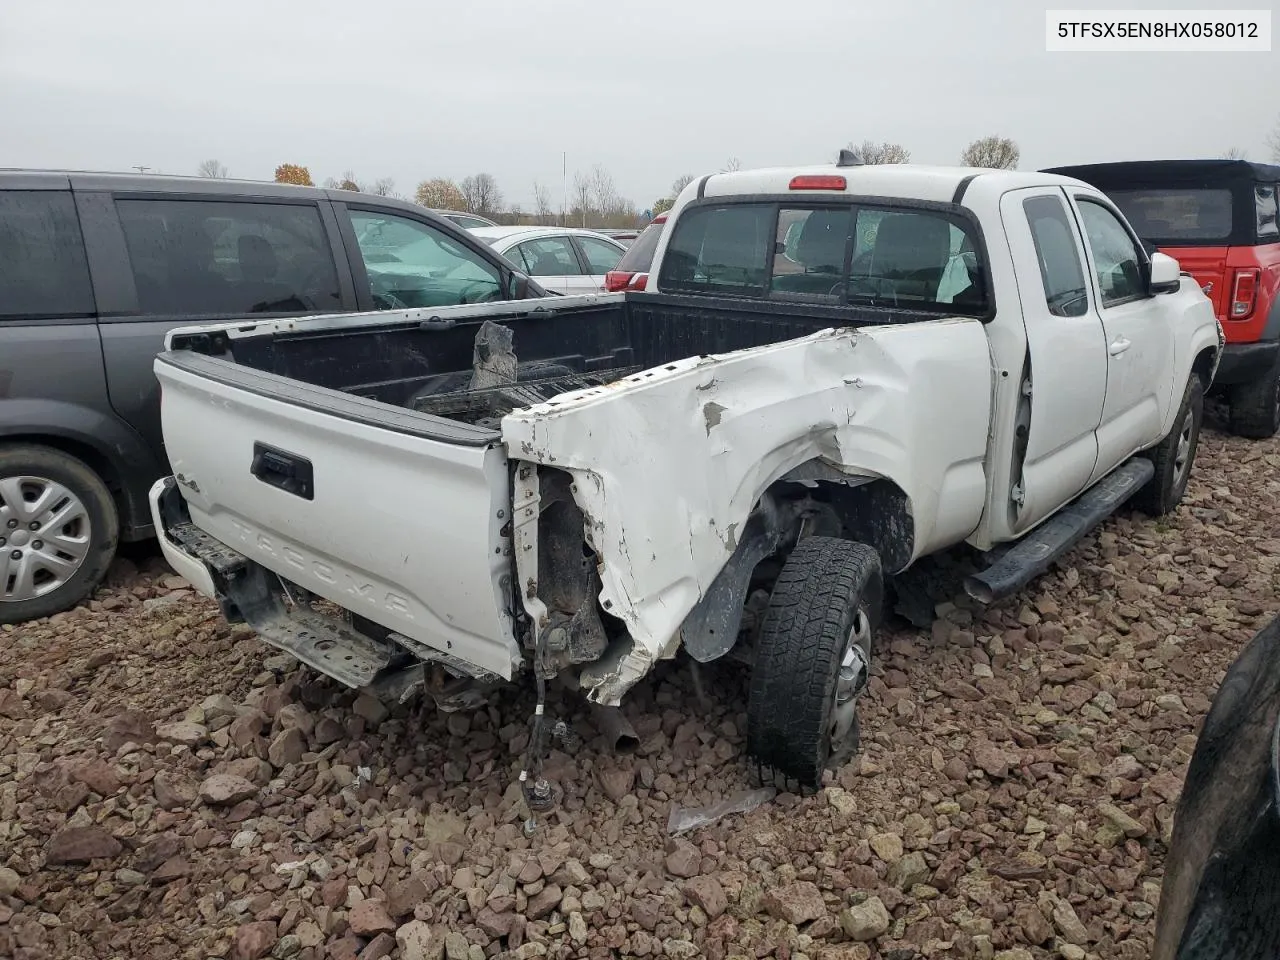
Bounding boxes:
430 209 499 230
469 226 627 295
148 160 1221 797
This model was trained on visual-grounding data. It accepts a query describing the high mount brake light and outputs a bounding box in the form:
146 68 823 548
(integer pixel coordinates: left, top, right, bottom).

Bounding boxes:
789 175 847 190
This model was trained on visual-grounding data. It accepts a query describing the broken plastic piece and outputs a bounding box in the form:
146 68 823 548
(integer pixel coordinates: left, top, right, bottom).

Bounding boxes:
667 787 777 836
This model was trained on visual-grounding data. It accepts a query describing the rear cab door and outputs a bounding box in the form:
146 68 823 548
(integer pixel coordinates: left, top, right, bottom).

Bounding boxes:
997 187 1109 531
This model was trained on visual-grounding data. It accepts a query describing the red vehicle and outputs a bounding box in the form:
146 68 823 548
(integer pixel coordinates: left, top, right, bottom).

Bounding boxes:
1045 160 1280 437
604 212 667 292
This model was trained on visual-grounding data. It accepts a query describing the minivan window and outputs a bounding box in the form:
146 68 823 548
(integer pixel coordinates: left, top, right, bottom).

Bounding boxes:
0 191 95 320
116 199 341 316
658 202 987 313
1107 187 1233 244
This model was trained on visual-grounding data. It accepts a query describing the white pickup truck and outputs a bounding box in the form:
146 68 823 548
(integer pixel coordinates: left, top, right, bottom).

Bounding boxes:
148 160 1222 797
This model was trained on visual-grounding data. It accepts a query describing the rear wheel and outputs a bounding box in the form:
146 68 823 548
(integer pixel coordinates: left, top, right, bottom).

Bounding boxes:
746 536 882 792
1133 375 1203 517
1227 352 1280 439
0 445 118 625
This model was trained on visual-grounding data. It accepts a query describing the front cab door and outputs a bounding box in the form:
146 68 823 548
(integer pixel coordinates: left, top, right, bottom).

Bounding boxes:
1068 192 1177 482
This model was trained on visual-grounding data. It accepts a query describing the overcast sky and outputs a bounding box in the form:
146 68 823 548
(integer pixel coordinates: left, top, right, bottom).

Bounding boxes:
2 0 1276 212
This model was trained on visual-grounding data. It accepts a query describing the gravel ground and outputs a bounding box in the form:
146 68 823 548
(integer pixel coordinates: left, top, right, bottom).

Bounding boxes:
2 423 1279 960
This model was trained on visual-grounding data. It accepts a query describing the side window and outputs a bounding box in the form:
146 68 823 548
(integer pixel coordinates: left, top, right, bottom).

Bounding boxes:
516 237 581 277
348 210 502 308
577 236 624 274
1024 196 1089 317
1256 184 1279 241
1076 199 1145 306
0 191 95 320
502 244 530 272
116 199 340 316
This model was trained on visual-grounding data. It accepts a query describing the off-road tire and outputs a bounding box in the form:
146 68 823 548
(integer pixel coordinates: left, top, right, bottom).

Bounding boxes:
1227 352 1280 439
0 444 118 625
1133 375 1204 517
747 536 882 792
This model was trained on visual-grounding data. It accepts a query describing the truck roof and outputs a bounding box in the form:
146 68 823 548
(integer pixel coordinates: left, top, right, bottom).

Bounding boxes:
694 164 1091 205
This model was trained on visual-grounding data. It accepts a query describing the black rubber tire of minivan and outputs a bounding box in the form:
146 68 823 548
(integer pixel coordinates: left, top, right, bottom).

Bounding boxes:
746 536 882 793
0 445 119 625
1227 352 1280 439
1133 375 1204 517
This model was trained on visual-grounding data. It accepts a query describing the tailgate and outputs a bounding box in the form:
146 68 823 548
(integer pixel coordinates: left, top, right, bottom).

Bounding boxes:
154 350 520 679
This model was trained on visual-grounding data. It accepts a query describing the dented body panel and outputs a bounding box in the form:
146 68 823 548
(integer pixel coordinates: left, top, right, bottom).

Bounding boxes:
501 322 991 702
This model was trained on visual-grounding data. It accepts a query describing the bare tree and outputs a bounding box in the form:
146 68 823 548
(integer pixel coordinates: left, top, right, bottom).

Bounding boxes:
961 136 1020 170
197 159 228 178
671 174 695 196
721 157 742 173
459 173 502 216
414 178 466 210
325 171 363 191
532 181 555 225
571 171 594 227
370 177 399 198
846 140 911 165
1221 147 1249 160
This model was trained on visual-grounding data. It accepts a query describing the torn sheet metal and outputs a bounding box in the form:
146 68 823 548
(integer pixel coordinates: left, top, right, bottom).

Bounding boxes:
502 321 993 705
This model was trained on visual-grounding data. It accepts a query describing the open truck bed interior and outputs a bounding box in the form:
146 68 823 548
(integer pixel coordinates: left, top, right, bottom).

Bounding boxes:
166 293 907 427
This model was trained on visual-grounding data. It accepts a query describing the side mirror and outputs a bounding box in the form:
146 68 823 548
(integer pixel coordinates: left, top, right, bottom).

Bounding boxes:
1149 251 1181 295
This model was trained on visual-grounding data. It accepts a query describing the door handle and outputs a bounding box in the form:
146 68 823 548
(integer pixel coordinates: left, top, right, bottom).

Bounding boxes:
250 442 315 500
1108 337 1131 357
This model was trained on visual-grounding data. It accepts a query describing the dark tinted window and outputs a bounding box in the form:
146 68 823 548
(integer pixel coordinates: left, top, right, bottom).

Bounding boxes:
350 210 502 308
659 202 987 312
1107 187 1233 243
613 219 665 273
1078 199 1145 306
658 204 774 295
1024 196 1089 317
1257 184 1278 241
0 191 95 320
117 199 340 316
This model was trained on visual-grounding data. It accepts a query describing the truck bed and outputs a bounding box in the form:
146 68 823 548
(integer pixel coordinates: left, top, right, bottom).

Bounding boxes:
170 293 891 428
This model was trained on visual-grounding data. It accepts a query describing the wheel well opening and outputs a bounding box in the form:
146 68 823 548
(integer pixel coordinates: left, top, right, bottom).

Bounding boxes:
0 434 126 522
1193 347 1218 391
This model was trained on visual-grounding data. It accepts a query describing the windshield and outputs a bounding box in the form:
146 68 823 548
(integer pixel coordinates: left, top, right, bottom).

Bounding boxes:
1107 188 1233 244
657 202 987 314
614 219 666 273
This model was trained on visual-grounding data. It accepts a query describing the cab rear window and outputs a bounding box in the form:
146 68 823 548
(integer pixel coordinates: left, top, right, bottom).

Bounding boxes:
657 201 987 313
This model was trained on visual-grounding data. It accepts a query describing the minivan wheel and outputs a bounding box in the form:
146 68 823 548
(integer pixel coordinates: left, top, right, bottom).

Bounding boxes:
746 536 882 793
0 445 119 624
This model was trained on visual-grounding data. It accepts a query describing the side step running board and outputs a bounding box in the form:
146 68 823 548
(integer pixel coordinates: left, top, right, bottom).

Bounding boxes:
965 457 1154 604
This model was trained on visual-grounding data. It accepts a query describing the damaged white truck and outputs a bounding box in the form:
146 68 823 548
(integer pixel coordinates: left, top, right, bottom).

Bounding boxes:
148 161 1222 802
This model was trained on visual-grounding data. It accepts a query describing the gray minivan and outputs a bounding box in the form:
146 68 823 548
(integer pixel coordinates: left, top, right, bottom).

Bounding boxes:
0 170 545 624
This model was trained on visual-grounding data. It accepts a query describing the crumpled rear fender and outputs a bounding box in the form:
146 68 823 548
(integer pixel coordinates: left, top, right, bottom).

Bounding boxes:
502 321 992 704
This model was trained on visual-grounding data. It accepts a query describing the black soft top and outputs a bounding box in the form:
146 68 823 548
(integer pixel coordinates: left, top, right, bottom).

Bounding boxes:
1043 159 1280 187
